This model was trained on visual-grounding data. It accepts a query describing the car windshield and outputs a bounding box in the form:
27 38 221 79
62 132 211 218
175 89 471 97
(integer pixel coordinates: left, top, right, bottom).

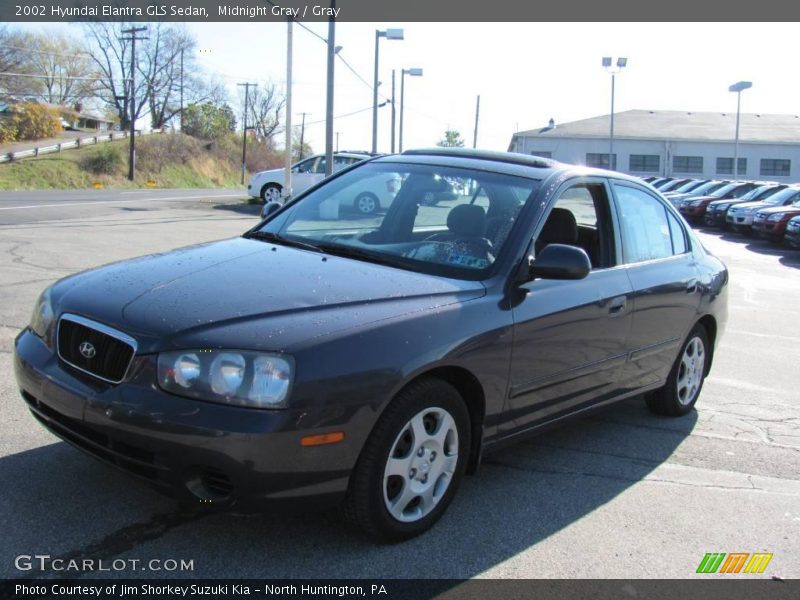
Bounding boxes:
739 186 773 201
251 161 540 279
675 180 705 193
760 187 799 205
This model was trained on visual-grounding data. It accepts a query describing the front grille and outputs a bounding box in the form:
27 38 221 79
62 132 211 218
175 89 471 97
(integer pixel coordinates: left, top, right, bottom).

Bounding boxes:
22 390 164 484
57 314 136 384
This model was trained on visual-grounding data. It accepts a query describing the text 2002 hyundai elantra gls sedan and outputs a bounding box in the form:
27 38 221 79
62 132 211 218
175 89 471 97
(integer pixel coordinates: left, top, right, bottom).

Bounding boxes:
14 149 728 542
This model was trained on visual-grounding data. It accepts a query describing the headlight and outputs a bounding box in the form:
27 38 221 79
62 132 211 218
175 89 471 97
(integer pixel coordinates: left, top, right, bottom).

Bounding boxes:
157 349 293 409
30 287 55 344
768 213 786 222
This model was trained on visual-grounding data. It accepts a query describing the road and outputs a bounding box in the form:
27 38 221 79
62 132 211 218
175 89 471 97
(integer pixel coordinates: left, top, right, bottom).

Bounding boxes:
0 189 798 580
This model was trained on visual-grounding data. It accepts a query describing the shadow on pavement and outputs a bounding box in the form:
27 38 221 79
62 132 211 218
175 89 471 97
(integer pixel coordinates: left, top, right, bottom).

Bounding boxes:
1 398 695 579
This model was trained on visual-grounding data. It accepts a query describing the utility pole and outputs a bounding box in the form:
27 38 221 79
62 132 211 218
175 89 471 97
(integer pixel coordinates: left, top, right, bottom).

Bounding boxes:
284 19 293 198
325 3 335 176
390 69 396 153
298 112 310 160
237 82 256 185
473 94 480 149
179 48 184 131
121 26 147 181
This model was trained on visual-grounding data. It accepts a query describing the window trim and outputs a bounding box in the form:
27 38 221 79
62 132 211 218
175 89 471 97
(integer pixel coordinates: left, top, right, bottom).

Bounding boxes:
609 181 693 266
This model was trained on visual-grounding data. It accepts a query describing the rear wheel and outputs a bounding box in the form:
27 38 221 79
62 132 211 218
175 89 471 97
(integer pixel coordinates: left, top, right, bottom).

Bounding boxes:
646 324 709 417
344 378 470 542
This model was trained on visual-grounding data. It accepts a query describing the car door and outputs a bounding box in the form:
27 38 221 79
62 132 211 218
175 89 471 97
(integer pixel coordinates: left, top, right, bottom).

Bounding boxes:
611 182 703 389
291 157 319 194
508 178 634 429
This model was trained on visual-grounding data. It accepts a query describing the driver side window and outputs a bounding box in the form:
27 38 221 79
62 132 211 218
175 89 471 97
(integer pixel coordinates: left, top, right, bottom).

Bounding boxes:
535 182 616 269
292 158 315 174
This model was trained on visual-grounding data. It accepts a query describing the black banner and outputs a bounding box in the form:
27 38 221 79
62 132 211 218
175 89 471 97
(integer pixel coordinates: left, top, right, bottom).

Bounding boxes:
2 580 799 600
3 0 800 22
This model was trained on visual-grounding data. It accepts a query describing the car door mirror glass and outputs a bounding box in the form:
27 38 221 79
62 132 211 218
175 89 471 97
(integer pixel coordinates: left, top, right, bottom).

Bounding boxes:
528 244 591 281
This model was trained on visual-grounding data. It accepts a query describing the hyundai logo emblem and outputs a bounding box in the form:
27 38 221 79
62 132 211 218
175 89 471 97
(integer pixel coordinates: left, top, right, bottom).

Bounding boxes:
78 341 96 359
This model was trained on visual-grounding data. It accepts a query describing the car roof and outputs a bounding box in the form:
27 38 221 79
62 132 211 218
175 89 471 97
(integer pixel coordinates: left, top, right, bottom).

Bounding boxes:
373 147 648 185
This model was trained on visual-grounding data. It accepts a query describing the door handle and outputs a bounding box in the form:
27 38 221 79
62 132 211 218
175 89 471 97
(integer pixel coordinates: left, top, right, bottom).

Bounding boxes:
607 295 627 315
686 279 698 294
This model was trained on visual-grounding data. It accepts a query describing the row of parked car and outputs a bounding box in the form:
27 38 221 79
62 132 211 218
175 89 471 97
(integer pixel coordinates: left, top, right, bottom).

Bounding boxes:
643 177 800 248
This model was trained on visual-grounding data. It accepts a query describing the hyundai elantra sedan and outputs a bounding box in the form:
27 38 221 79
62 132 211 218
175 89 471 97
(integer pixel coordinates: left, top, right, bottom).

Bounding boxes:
14 149 728 542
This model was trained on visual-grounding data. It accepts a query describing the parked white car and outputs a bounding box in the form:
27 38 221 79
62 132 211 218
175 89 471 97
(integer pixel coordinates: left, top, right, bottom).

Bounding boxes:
248 152 371 203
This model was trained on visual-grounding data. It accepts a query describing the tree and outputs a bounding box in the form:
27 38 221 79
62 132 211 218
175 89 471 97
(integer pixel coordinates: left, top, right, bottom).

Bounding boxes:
25 33 98 106
241 82 285 144
437 129 465 148
291 128 312 161
182 101 236 140
83 22 149 130
1 102 62 142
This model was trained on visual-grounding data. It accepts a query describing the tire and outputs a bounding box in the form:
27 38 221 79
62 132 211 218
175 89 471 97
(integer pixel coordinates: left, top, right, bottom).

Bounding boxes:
646 324 710 417
354 192 380 215
260 183 282 204
344 378 470 542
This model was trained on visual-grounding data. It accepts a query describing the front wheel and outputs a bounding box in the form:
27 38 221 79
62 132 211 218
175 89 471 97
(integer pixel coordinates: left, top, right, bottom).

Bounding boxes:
344 378 470 542
646 324 709 416
354 192 380 215
260 183 282 203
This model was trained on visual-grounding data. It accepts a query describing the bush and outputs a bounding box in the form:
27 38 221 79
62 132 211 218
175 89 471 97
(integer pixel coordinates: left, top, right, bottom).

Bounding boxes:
79 144 124 175
3 103 62 141
136 133 199 174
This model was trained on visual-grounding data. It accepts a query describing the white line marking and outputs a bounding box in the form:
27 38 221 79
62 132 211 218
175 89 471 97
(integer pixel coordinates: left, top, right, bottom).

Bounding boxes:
0 193 243 211
726 329 800 342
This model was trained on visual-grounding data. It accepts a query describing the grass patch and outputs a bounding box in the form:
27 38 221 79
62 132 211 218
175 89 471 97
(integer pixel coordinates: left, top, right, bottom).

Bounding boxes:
0 133 251 191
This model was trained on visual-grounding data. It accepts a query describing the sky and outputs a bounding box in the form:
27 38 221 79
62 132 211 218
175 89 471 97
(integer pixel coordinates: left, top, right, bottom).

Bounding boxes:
14 22 800 156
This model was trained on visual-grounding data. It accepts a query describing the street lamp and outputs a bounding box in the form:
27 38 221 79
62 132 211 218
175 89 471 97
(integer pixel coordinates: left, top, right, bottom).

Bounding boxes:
729 81 752 180
399 67 423 153
602 56 627 171
372 28 404 153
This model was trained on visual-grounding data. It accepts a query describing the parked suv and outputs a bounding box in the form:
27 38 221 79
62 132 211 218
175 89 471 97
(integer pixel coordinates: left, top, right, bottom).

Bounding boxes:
753 198 800 242
248 152 372 203
722 186 799 233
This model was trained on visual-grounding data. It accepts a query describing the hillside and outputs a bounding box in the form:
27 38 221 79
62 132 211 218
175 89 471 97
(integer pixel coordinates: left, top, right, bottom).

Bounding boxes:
0 133 271 191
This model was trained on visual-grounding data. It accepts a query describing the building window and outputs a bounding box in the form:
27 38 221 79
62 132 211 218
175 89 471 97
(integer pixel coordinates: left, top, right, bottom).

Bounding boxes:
585 153 617 169
530 151 552 159
629 154 660 172
716 157 747 175
673 156 704 173
760 159 791 177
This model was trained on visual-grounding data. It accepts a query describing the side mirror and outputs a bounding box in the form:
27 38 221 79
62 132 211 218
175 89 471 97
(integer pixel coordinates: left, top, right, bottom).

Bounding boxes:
528 244 591 281
261 200 282 219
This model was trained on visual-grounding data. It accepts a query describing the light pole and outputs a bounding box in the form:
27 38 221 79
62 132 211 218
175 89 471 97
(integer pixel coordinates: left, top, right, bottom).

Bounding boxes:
399 67 423 153
372 28 404 154
729 81 752 180
602 56 627 171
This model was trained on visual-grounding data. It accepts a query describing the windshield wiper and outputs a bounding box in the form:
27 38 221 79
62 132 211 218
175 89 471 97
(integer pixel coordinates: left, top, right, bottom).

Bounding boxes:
314 242 404 268
245 230 324 253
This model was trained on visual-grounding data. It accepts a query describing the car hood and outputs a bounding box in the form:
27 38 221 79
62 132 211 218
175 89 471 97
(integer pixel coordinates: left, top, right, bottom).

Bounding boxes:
51 237 486 353
757 205 800 215
730 201 771 211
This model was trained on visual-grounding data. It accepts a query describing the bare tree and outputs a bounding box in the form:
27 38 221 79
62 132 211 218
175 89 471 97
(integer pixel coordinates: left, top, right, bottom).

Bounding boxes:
0 27 36 99
241 82 285 144
24 33 98 106
83 22 149 129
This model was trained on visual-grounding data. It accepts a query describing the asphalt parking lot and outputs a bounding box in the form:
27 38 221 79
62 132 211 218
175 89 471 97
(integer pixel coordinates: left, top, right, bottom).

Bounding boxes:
1 189 798 580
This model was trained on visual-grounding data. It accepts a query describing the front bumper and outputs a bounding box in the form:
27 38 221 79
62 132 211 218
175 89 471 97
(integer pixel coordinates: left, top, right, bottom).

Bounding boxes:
703 210 727 228
785 225 800 247
13 329 352 512
680 205 707 220
753 220 786 241
725 212 754 230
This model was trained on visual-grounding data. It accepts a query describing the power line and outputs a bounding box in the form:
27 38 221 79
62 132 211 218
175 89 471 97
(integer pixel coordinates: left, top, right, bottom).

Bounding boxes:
0 71 128 82
0 44 94 60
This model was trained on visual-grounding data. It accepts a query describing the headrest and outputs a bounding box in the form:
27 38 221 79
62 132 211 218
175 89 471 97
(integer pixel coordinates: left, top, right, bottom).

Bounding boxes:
447 204 487 238
539 207 578 245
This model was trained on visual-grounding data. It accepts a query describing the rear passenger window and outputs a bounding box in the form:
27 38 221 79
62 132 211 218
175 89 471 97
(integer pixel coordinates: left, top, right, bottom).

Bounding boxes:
614 185 675 263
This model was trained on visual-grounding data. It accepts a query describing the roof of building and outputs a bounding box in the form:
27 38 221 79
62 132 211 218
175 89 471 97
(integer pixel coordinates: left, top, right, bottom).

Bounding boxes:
515 109 800 144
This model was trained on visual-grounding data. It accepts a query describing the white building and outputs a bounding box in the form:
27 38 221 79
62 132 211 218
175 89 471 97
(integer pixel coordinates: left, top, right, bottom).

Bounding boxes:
507 110 800 182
